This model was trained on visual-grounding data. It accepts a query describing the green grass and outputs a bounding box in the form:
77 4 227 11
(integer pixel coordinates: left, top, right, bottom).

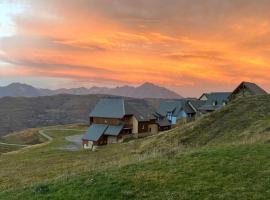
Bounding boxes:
0 129 47 145
0 145 22 154
140 95 270 153
1 144 270 199
0 95 270 199
0 125 147 191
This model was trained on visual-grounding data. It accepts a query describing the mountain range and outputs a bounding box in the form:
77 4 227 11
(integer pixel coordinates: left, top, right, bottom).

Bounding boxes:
0 82 182 99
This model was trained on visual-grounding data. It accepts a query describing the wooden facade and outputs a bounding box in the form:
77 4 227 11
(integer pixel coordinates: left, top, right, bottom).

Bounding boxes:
83 98 163 149
84 115 158 148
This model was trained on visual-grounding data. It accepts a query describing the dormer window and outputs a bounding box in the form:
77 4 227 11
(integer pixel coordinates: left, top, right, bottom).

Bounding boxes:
212 100 218 106
222 101 227 106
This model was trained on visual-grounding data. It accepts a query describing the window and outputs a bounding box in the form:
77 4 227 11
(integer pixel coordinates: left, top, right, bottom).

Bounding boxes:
142 124 145 130
212 100 218 106
167 112 173 120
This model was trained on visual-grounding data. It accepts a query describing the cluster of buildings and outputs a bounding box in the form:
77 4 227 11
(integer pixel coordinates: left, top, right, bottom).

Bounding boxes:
82 81 268 150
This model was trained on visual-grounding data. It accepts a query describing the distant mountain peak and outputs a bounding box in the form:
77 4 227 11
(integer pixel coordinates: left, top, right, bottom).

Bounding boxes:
0 82 183 99
139 82 157 87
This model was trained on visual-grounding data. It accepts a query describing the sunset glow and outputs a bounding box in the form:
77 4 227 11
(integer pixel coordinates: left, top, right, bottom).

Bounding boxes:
0 0 270 96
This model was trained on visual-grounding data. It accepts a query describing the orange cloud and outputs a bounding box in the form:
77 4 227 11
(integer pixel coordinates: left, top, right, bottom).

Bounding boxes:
0 0 270 96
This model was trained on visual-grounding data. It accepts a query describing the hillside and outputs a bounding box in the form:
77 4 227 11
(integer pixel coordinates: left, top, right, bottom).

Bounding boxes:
0 95 270 199
0 82 182 99
140 94 270 153
0 94 162 137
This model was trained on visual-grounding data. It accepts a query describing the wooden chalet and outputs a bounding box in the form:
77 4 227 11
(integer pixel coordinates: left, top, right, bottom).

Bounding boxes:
229 82 267 101
82 98 158 149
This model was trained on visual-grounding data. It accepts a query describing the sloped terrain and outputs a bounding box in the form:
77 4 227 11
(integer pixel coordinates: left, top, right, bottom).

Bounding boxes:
140 94 270 153
0 95 270 199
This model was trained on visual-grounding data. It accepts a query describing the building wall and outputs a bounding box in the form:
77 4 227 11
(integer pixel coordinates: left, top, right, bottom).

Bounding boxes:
148 124 158 134
107 136 118 144
138 121 149 133
92 117 121 125
132 116 139 134
91 116 133 126
95 135 108 146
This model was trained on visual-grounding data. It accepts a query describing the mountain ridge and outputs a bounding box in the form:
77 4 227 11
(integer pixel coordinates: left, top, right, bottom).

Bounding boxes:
0 82 182 99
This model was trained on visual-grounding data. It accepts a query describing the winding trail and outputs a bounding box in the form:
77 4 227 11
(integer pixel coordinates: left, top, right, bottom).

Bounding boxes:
38 130 53 141
0 142 29 147
1 128 86 152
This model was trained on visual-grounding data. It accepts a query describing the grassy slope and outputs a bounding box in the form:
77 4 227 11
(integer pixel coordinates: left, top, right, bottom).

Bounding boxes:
0 129 46 145
0 145 22 154
0 125 147 191
140 94 270 153
0 129 48 154
0 95 270 199
2 144 270 200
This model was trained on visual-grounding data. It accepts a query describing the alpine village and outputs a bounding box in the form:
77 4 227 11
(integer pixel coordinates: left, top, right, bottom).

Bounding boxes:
82 81 268 150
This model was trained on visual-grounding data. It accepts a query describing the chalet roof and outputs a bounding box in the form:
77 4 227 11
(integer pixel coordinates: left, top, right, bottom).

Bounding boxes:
90 98 155 121
187 99 205 112
82 124 124 141
200 92 231 103
126 100 156 121
82 124 108 141
156 99 195 117
233 82 267 95
90 98 126 119
105 125 124 136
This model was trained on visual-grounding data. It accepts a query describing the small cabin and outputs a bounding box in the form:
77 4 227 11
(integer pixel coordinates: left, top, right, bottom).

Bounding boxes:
229 81 267 101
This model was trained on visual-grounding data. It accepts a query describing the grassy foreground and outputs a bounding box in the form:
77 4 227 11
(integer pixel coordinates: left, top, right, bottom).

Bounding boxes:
1 144 270 199
0 95 270 199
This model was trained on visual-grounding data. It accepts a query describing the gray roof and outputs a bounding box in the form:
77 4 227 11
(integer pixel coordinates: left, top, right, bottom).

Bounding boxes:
197 92 231 112
105 125 124 136
90 98 155 121
234 82 267 95
188 99 205 111
126 100 156 121
201 92 231 103
82 124 108 141
90 98 126 118
156 99 195 117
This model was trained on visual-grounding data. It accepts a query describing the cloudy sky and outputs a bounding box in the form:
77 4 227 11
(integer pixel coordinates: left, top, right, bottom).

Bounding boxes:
0 0 269 96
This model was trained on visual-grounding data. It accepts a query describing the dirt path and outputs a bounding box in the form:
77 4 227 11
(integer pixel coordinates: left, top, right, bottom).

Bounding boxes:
0 142 29 147
38 130 53 141
40 128 85 151
1 128 85 152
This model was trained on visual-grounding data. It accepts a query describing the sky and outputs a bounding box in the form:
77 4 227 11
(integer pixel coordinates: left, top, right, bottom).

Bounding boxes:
0 0 269 97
